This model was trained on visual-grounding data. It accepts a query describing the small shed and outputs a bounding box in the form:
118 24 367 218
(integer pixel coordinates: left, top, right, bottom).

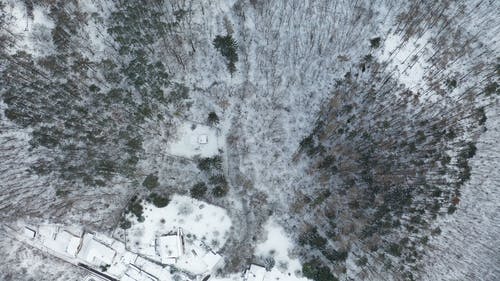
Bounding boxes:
198 134 209 144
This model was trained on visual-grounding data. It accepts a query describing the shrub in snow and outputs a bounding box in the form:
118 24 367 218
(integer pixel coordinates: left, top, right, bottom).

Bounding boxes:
212 184 228 198
197 156 222 172
356 256 368 267
210 174 229 197
263 257 275 271
387 242 402 257
207 111 219 125
142 173 159 190
148 193 170 208
190 182 208 199
302 259 338 281
126 196 144 220
119 218 132 230
369 37 381 48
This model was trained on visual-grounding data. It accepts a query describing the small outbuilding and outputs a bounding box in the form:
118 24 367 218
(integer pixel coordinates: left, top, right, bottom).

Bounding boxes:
198 134 209 144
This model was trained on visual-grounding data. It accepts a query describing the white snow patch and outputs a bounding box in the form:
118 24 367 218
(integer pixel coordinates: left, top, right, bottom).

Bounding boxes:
253 218 310 281
378 33 433 93
4 1 55 56
166 121 222 158
127 194 231 253
125 195 230 274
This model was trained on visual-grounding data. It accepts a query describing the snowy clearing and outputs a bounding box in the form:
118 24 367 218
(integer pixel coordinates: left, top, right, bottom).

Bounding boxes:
125 194 231 273
4 1 55 57
166 121 223 158
378 33 433 93
254 218 305 278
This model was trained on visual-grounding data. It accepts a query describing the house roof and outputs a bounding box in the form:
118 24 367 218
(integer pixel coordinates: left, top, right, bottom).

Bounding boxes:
66 234 82 257
201 251 222 271
77 234 116 266
83 274 110 281
38 225 57 240
23 227 36 239
39 227 81 257
157 235 180 261
245 264 267 281
120 275 136 281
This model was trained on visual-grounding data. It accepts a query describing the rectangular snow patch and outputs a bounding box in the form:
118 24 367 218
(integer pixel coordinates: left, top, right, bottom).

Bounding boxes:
166 121 221 158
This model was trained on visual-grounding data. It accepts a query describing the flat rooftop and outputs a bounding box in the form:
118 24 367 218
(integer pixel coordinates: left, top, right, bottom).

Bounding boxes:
77 234 116 266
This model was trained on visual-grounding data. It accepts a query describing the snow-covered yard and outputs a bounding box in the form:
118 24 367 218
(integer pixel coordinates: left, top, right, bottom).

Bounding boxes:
166 121 222 158
255 219 302 274
125 194 231 274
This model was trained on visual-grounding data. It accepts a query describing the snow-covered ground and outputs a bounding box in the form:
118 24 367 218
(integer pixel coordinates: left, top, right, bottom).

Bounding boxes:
254 218 305 278
124 195 231 275
126 194 232 254
1 0 499 280
378 32 433 93
3 0 55 57
1 208 312 281
165 121 222 159
252 218 310 281
419 103 500 281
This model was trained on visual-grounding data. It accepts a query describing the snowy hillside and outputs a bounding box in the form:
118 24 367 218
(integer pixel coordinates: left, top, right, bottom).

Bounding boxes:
0 0 498 280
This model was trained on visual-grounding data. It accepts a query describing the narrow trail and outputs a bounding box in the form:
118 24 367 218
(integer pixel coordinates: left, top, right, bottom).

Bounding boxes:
218 115 269 272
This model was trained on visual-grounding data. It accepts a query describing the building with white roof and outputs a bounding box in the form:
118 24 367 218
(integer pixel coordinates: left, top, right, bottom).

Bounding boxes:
130 257 173 280
106 250 138 277
120 275 137 281
77 233 116 266
156 228 184 263
23 226 36 239
38 225 57 240
198 134 208 144
201 251 222 271
66 233 82 257
11 222 187 281
38 225 83 258
244 264 267 281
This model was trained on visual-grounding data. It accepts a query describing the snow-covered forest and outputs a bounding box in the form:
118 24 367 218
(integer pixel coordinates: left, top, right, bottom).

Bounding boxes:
0 0 498 280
